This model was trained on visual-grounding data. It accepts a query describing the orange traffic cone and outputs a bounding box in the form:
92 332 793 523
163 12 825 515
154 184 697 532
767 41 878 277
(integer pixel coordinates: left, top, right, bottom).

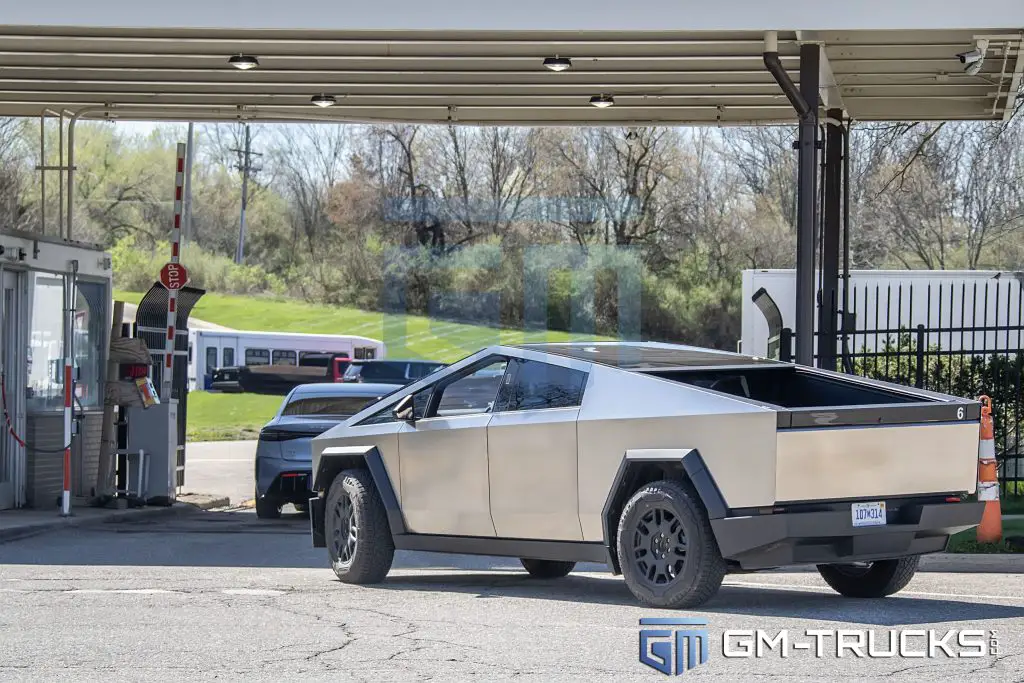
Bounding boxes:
976 395 1003 544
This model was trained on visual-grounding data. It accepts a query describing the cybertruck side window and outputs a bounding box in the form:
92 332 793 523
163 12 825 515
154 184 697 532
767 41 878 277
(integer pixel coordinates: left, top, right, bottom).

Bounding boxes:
433 359 508 417
503 359 587 411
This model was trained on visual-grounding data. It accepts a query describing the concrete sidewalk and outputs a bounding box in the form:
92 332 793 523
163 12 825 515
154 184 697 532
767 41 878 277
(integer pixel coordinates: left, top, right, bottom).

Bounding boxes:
0 493 229 544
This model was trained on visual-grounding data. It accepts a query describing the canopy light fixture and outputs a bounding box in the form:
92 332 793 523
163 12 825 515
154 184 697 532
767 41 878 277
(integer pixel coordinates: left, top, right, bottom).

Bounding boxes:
543 56 573 72
228 54 260 70
589 94 615 108
311 93 337 107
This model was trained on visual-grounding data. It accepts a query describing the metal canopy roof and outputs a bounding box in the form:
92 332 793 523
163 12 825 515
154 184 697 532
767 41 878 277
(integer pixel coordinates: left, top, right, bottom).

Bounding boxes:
0 26 1020 125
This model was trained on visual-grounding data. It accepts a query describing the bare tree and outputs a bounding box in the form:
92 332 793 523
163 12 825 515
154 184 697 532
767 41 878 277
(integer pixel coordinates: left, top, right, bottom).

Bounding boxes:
0 118 32 231
362 124 446 249
961 121 1024 268
423 126 538 248
721 126 798 231
272 124 349 242
865 121 1024 269
553 127 674 248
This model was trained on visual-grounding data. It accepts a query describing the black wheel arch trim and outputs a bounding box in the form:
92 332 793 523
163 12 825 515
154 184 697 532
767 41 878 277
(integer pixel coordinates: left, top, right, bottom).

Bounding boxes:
314 445 407 538
600 449 728 573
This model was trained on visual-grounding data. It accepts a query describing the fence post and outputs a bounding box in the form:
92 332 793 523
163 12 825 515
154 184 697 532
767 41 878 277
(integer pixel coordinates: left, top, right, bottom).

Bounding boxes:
779 328 793 363
915 324 925 389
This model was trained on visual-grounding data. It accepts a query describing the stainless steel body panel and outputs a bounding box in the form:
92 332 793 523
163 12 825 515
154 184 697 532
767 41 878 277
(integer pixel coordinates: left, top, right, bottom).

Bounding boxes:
398 414 495 536
775 421 980 502
576 365 779 541
487 407 582 540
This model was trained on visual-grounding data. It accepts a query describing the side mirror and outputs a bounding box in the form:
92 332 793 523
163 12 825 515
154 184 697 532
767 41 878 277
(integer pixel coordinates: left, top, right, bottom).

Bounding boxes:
393 394 416 422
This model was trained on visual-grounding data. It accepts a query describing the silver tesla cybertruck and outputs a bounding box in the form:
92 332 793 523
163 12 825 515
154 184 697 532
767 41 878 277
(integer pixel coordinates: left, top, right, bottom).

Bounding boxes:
307 342 983 608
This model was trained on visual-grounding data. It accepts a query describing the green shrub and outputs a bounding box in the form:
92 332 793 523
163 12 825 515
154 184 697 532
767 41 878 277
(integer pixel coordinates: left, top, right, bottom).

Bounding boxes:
111 236 287 297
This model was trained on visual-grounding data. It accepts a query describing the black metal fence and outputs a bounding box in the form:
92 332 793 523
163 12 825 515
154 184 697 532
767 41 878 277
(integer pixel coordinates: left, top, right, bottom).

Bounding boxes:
775 278 1024 498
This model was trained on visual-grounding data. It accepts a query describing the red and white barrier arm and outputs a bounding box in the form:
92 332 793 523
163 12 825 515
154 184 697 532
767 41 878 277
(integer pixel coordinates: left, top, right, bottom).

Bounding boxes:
162 143 187 402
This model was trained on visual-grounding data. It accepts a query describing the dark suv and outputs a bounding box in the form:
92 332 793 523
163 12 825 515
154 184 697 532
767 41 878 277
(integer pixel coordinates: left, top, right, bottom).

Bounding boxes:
340 359 445 385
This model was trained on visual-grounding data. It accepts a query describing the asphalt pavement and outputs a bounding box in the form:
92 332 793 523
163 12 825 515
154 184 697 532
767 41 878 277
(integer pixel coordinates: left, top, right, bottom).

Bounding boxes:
1 509 1021 682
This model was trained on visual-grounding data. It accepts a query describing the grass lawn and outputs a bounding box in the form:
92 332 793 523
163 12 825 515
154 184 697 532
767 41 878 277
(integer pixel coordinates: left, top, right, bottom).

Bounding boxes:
1000 494 1024 515
116 290 615 441
186 391 283 442
946 517 1024 554
115 290 612 363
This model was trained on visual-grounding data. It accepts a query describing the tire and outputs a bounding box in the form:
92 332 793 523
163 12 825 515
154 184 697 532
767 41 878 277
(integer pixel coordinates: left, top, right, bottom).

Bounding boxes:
520 558 575 579
325 469 394 584
255 491 281 520
616 479 727 609
816 556 920 598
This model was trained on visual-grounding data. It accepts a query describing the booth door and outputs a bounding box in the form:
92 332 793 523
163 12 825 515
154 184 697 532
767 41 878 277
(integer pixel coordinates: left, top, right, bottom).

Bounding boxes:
0 271 23 510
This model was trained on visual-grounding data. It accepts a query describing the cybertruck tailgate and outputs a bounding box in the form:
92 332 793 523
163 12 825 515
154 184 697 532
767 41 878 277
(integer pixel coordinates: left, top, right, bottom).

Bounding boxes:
774 419 980 502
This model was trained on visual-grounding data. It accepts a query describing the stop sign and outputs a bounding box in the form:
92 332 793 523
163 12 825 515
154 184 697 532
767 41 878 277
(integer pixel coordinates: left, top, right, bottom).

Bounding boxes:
159 262 190 290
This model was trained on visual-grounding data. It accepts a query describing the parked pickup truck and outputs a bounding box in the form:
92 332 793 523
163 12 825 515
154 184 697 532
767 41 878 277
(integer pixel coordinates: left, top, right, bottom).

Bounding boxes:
307 342 983 608
212 353 353 394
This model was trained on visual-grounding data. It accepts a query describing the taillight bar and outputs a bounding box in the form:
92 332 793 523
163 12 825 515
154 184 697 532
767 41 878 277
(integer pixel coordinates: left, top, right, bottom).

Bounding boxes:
259 429 306 442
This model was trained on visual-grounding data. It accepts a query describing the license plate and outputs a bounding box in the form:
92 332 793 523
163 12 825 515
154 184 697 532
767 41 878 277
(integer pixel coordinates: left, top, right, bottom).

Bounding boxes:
851 501 887 528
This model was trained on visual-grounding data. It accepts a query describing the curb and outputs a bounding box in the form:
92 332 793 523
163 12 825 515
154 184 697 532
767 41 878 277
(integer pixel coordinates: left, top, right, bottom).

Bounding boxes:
922 552 1024 573
175 494 231 511
0 494 231 544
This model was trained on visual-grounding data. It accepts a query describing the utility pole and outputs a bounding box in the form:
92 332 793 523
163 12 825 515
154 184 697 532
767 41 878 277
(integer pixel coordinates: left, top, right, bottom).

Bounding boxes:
230 124 262 264
234 124 251 264
183 122 195 246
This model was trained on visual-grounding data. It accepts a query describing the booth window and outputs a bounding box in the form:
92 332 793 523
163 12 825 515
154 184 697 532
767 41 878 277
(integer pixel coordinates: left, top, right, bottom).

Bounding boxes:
26 276 107 412
27 274 65 411
74 281 107 409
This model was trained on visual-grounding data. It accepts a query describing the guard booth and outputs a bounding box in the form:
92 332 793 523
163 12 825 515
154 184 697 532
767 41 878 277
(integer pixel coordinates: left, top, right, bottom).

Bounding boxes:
0 230 112 510
128 283 204 494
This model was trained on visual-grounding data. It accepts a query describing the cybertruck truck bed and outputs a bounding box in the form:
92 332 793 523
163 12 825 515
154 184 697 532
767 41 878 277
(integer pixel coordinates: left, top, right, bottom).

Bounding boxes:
643 361 980 504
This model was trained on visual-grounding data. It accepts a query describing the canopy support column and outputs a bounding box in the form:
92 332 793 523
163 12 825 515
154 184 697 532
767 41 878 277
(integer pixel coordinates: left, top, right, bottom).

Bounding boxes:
794 45 821 366
818 109 845 370
764 32 821 366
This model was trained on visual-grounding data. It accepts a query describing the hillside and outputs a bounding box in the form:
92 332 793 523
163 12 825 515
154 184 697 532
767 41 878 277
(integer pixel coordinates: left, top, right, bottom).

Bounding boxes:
116 290 611 364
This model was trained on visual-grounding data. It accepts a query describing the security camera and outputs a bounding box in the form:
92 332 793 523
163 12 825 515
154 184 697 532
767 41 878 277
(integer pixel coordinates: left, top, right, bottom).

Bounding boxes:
957 39 988 75
957 49 983 65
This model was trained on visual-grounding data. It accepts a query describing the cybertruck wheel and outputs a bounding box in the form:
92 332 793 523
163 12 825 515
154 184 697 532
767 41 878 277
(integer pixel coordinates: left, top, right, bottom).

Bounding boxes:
816 556 920 598
520 558 575 579
326 469 394 584
254 489 281 520
617 479 726 609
